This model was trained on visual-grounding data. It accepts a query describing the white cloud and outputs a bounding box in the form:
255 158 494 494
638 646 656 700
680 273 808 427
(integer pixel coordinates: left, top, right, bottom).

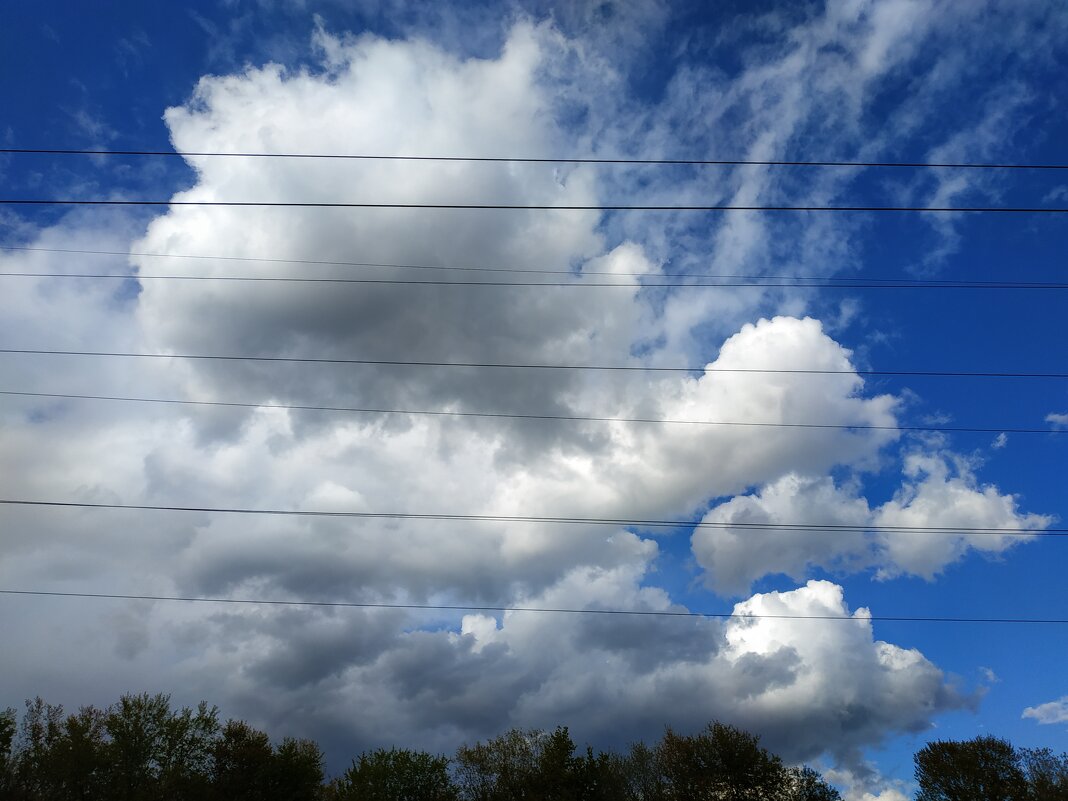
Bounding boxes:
850 790 910 801
1023 696 1068 725
76 572 968 769
0 2 1060 776
872 451 1052 579
825 764 913 801
694 473 873 596
1047 413 1068 429
694 450 1051 595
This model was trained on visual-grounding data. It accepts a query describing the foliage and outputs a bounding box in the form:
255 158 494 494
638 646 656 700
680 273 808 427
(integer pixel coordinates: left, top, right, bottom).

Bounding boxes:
211 719 275 801
454 726 581 800
1 692 1065 801
786 765 841 801
656 721 788 800
273 735 326 801
915 736 1029 801
326 746 456 801
1019 747 1068 801
103 692 219 801
0 707 16 796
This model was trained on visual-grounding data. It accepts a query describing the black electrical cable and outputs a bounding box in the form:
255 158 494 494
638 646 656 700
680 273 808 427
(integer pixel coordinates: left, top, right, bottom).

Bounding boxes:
2 389 1063 436
1 588 1065 624
0 499 1057 535
1 348 1064 379
3 147 1067 170
5 245 1062 287
5 270 1068 290
3 199 1068 212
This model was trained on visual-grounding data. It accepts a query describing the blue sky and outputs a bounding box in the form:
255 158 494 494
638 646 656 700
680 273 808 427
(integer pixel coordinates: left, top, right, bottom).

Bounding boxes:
2 2 1067 798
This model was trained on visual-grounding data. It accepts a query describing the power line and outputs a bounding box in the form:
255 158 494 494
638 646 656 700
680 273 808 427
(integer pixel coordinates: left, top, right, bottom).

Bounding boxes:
5 245 1063 288
5 270 1068 291
2 389 1063 436
2 348 1065 379
1 588 1065 624
4 199 1068 213
3 147 1067 170
0 499 1058 535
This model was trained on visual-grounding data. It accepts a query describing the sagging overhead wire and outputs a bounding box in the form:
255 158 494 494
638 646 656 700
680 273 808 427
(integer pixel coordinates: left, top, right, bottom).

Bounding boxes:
1 588 1066 625
4 270 1068 291
3 245 1063 288
0 498 1060 536
1 389 1064 436
3 147 1067 169
1 348 1066 379
3 198 1068 213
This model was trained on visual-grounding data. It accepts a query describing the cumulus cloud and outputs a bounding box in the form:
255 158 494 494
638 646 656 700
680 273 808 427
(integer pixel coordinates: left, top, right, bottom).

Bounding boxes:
1047 413 1068 429
824 763 913 801
694 473 872 596
90 572 971 770
0 0 1060 778
872 450 1052 578
1023 696 1068 725
693 450 1051 595
850 790 910 801
0 313 901 605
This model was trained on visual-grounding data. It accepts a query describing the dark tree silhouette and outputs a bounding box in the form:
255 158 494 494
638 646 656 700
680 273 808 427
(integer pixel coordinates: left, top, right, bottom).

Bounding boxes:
273 736 325 801
1020 747 1068 801
15 691 1067 801
656 721 790 800
786 765 841 800
914 736 1028 801
211 719 274 801
325 746 456 800
0 707 15 797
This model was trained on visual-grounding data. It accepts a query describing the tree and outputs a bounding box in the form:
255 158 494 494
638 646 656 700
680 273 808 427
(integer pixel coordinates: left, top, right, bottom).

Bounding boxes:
570 746 631 801
51 706 108 801
454 726 582 801
272 736 325 801
656 722 789 800
0 707 15 796
617 740 665 801
326 747 456 801
12 697 67 800
103 692 218 801
211 719 275 801
785 766 840 801
1021 747 1068 801
914 736 1028 801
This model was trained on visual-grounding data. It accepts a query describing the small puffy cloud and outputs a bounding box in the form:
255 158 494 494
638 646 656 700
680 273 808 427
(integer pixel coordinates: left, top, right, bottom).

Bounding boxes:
1047 413 1068 430
824 764 912 801
873 451 1052 579
694 451 1051 595
992 432 1008 450
693 473 873 596
851 791 910 801
1023 696 1068 725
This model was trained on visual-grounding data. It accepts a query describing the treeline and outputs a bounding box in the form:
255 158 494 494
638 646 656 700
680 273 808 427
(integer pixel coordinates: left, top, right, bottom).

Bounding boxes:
0 694 836 800
0 693 1065 800
915 736 1068 801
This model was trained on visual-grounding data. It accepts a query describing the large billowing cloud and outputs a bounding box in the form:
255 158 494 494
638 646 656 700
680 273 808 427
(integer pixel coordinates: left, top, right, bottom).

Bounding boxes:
0 1 1059 785
0 313 901 603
